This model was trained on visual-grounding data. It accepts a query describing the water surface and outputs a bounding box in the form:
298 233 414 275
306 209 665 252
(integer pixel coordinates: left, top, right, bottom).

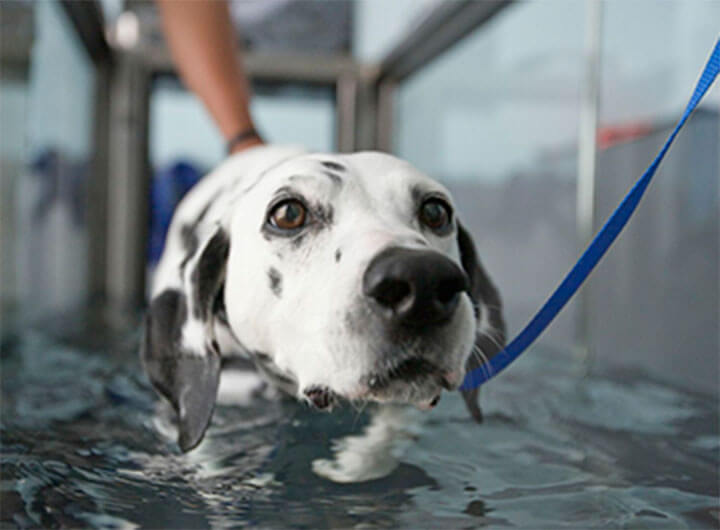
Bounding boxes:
1 316 717 528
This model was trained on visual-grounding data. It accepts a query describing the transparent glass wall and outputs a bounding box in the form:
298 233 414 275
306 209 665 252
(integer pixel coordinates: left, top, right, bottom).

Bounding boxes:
392 0 719 394
0 0 96 319
353 0 436 62
589 0 720 392
150 78 335 171
147 78 335 275
394 1 587 350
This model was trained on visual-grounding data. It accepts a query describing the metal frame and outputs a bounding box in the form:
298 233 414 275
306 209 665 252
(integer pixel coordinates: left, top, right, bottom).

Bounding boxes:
138 45 374 154
54 0 516 309
377 0 513 84
0 2 35 76
336 74 358 152
144 47 369 84
87 61 112 304
0 2 35 310
575 0 604 358
58 0 124 306
59 0 111 65
372 0 514 151
105 55 152 309
59 0 378 308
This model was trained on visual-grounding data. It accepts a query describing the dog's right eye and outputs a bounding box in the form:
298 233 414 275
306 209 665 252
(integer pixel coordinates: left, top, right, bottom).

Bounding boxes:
268 199 308 230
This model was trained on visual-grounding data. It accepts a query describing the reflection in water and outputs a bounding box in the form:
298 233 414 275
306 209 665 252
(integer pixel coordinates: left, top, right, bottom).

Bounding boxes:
1 321 717 528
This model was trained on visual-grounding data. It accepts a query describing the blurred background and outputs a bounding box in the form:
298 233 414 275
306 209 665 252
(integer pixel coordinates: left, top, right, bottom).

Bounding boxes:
1 0 718 397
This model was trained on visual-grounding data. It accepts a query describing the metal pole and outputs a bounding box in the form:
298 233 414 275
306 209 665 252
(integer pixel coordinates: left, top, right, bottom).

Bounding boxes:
87 61 112 303
106 54 151 309
575 0 603 360
376 80 395 153
336 74 357 152
377 1 513 83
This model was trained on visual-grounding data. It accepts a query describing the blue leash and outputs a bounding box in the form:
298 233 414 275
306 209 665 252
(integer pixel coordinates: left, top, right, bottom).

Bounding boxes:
461 38 720 392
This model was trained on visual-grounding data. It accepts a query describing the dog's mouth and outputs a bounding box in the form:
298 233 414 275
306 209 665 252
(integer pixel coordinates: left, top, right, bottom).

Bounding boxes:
302 357 458 411
362 356 453 407
302 357 453 411
367 357 449 389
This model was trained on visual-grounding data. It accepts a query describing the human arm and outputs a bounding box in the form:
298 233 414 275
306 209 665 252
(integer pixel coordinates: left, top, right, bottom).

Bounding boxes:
155 0 263 153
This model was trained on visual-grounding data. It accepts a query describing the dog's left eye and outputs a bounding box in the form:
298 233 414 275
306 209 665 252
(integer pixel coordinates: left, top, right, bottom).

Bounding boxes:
419 198 452 233
268 199 308 230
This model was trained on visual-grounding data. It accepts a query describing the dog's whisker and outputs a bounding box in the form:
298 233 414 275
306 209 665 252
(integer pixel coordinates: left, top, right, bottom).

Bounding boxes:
350 399 372 429
472 344 493 380
477 327 505 353
483 303 503 311
474 350 492 382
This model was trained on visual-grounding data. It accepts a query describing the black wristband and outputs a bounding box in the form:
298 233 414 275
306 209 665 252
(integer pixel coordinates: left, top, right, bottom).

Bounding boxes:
226 127 261 153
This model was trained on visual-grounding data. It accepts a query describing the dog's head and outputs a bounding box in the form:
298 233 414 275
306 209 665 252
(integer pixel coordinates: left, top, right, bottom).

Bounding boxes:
142 151 504 451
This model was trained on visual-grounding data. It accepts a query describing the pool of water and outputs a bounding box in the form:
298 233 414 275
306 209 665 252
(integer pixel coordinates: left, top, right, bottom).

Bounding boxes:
1 314 718 529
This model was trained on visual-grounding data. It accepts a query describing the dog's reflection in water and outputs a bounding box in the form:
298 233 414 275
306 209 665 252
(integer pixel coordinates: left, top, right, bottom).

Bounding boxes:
311 404 424 483
153 369 426 484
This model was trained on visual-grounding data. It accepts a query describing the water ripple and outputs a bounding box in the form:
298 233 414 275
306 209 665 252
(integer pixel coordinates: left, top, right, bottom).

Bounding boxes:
1 329 717 528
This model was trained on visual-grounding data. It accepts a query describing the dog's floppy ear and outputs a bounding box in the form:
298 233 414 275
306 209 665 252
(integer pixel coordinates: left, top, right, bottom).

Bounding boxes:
456 222 506 423
141 226 229 451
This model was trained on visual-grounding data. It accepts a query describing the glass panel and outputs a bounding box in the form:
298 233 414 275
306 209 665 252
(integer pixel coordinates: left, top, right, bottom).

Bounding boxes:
126 1 352 55
0 0 96 318
147 78 335 270
150 78 335 171
353 0 437 62
393 1 586 350
97 0 124 26
589 0 720 393
230 1 352 53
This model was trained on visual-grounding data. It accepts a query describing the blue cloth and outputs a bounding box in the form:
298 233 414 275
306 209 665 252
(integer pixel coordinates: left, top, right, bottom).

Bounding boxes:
149 161 204 265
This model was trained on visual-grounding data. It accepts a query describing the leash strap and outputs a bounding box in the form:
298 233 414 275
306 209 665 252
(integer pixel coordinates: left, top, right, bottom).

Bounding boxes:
461 38 720 391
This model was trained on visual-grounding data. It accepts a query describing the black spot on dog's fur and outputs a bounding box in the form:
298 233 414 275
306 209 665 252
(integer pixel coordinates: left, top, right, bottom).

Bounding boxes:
335 248 342 262
178 191 221 272
179 225 199 271
322 170 343 184
213 283 228 324
268 267 282 297
181 225 199 253
255 351 272 362
192 229 230 319
195 194 218 223
221 356 257 371
321 160 346 172
291 233 306 248
316 204 334 225
410 185 424 206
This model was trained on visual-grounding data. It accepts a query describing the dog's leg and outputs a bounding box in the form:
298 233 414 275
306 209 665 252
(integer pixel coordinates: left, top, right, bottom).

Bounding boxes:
312 404 424 483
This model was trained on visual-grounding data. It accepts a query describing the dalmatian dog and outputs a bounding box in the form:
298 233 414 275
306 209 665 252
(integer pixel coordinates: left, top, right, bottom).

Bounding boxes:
142 145 505 476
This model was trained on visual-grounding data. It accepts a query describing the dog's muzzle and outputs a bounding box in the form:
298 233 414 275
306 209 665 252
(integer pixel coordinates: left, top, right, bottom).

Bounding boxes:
363 247 469 327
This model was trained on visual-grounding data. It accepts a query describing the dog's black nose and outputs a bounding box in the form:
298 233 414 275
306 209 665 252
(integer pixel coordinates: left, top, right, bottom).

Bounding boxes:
363 247 468 327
